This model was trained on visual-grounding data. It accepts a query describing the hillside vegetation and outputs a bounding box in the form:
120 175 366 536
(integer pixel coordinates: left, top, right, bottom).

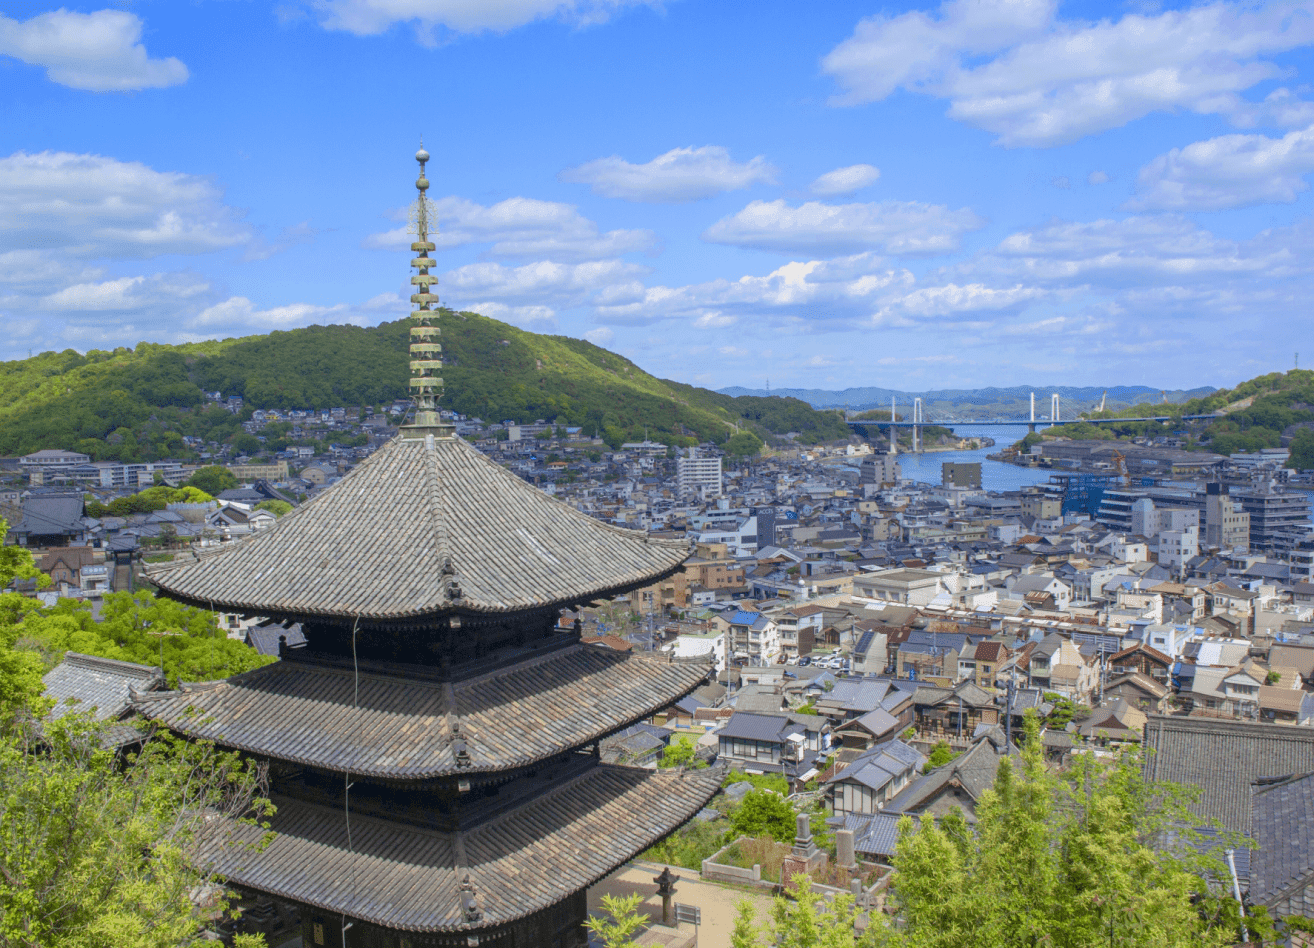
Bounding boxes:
1056 369 1314 466
0 309 851 459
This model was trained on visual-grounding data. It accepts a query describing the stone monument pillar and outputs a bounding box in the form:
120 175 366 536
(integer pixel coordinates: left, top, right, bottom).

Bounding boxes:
836 828 857 870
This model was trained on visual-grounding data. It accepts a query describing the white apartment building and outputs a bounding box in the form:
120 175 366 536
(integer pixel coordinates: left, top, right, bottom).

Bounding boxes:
677 452 722 497
1157 526 1199 574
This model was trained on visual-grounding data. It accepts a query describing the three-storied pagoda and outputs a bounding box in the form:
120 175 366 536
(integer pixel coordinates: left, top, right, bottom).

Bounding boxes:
137 147 720 948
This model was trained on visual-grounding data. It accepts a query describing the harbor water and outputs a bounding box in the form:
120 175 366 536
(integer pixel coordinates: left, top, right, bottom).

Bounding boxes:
890 424 1051 492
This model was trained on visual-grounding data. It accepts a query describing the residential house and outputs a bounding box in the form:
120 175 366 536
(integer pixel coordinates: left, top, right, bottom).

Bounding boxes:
727 610 780 664
883 727 1017 824
1107 642 1174 683
775 604 824 659
1027 634 1098 703
37 546 106 592
911 680 1000 738
824 740 925 816
1177 665 1264 718
716 711 829 778
957 640 1009 689
1102 672 1171 714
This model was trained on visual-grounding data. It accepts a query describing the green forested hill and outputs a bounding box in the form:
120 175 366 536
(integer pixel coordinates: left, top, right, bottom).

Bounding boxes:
1052 368 1314 466
0 309 850 459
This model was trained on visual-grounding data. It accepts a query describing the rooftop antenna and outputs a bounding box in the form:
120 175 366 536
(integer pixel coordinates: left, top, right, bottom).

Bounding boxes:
403 139 452 440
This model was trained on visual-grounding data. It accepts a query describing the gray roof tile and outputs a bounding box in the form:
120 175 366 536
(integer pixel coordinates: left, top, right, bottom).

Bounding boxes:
148 435 687 621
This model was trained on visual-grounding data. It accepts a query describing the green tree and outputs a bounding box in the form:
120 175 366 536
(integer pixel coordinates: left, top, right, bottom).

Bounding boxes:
724 431 764 458
890 714 1239 948
730 790 796 842
925 741 958 769
659 735 698 769
1290 428 1314 470
13 592 274 687
0 715 271 948
255 499 293 517
187 466 237 496
0 518 49 591
584 893 646 948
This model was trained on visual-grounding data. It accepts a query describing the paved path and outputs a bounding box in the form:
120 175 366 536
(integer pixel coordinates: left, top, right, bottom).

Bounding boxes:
587 861 777 948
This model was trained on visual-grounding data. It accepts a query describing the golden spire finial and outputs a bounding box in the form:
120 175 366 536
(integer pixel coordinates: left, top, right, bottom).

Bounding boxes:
404 141 452 439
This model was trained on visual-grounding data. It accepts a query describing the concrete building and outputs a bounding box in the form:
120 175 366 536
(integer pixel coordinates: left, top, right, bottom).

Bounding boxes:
1204 483 1250 552
1157 526 1199 574
853 568 947 606
1020 490 1063 521
677 451 722 497
941 462 981 489
860 454 901 487
229 461 290 482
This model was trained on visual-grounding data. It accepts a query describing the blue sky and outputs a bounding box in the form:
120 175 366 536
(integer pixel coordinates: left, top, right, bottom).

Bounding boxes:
1 0 1312 392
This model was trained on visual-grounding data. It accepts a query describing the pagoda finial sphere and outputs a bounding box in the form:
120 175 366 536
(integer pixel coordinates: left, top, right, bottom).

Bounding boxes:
416 147 430 163
416 175 429 191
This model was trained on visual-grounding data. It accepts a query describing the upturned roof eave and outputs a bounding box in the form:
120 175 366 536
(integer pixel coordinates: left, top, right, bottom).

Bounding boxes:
150 554 688 624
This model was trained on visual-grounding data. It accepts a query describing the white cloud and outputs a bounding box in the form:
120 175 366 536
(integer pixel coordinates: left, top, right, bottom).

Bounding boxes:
584 327 614 345
559 146 777 203
365 196 654 261
702 199 984 255
872 282 1049 324
41 273 209 312
0 151 250 259
1129 123 1314 210
312 0 659 37
594 252 916 325
0 9 187 92
1088 170 1110 185
823 0 1314 147
463 301 558 327
440 258 649 310
186 292 400 334
965 215 1294 285
810 164 881 196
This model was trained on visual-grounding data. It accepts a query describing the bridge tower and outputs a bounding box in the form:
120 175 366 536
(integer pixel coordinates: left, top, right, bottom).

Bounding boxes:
1029 392 1036 434
1051 392 1060 425
888 396 897 456
913 397 924 453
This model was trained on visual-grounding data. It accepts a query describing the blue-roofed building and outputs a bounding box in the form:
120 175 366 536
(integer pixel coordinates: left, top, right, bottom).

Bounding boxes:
728 610 780 664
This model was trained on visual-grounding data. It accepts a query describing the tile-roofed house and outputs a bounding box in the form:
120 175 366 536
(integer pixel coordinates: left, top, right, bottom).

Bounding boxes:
9 494 88 547
884 731 1017 824
716 710 829 777
1144 716 1314 833
1249 772 1314 919
843 811 904 864
825 739 925 816
1102 672 1171 714
43 652 165 722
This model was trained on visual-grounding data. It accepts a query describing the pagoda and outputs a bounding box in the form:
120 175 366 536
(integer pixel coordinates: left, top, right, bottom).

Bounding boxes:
137 147 720 948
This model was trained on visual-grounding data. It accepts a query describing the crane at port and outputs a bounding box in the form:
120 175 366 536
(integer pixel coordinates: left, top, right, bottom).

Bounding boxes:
1111 448 1129 488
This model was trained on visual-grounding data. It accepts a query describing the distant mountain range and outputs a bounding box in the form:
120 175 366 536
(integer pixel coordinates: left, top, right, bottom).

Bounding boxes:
716 384 1220 419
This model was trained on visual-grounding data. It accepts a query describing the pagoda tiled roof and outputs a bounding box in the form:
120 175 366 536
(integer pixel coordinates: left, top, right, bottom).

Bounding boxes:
132 643 710 778
146 434 688 621
202 764 722 933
